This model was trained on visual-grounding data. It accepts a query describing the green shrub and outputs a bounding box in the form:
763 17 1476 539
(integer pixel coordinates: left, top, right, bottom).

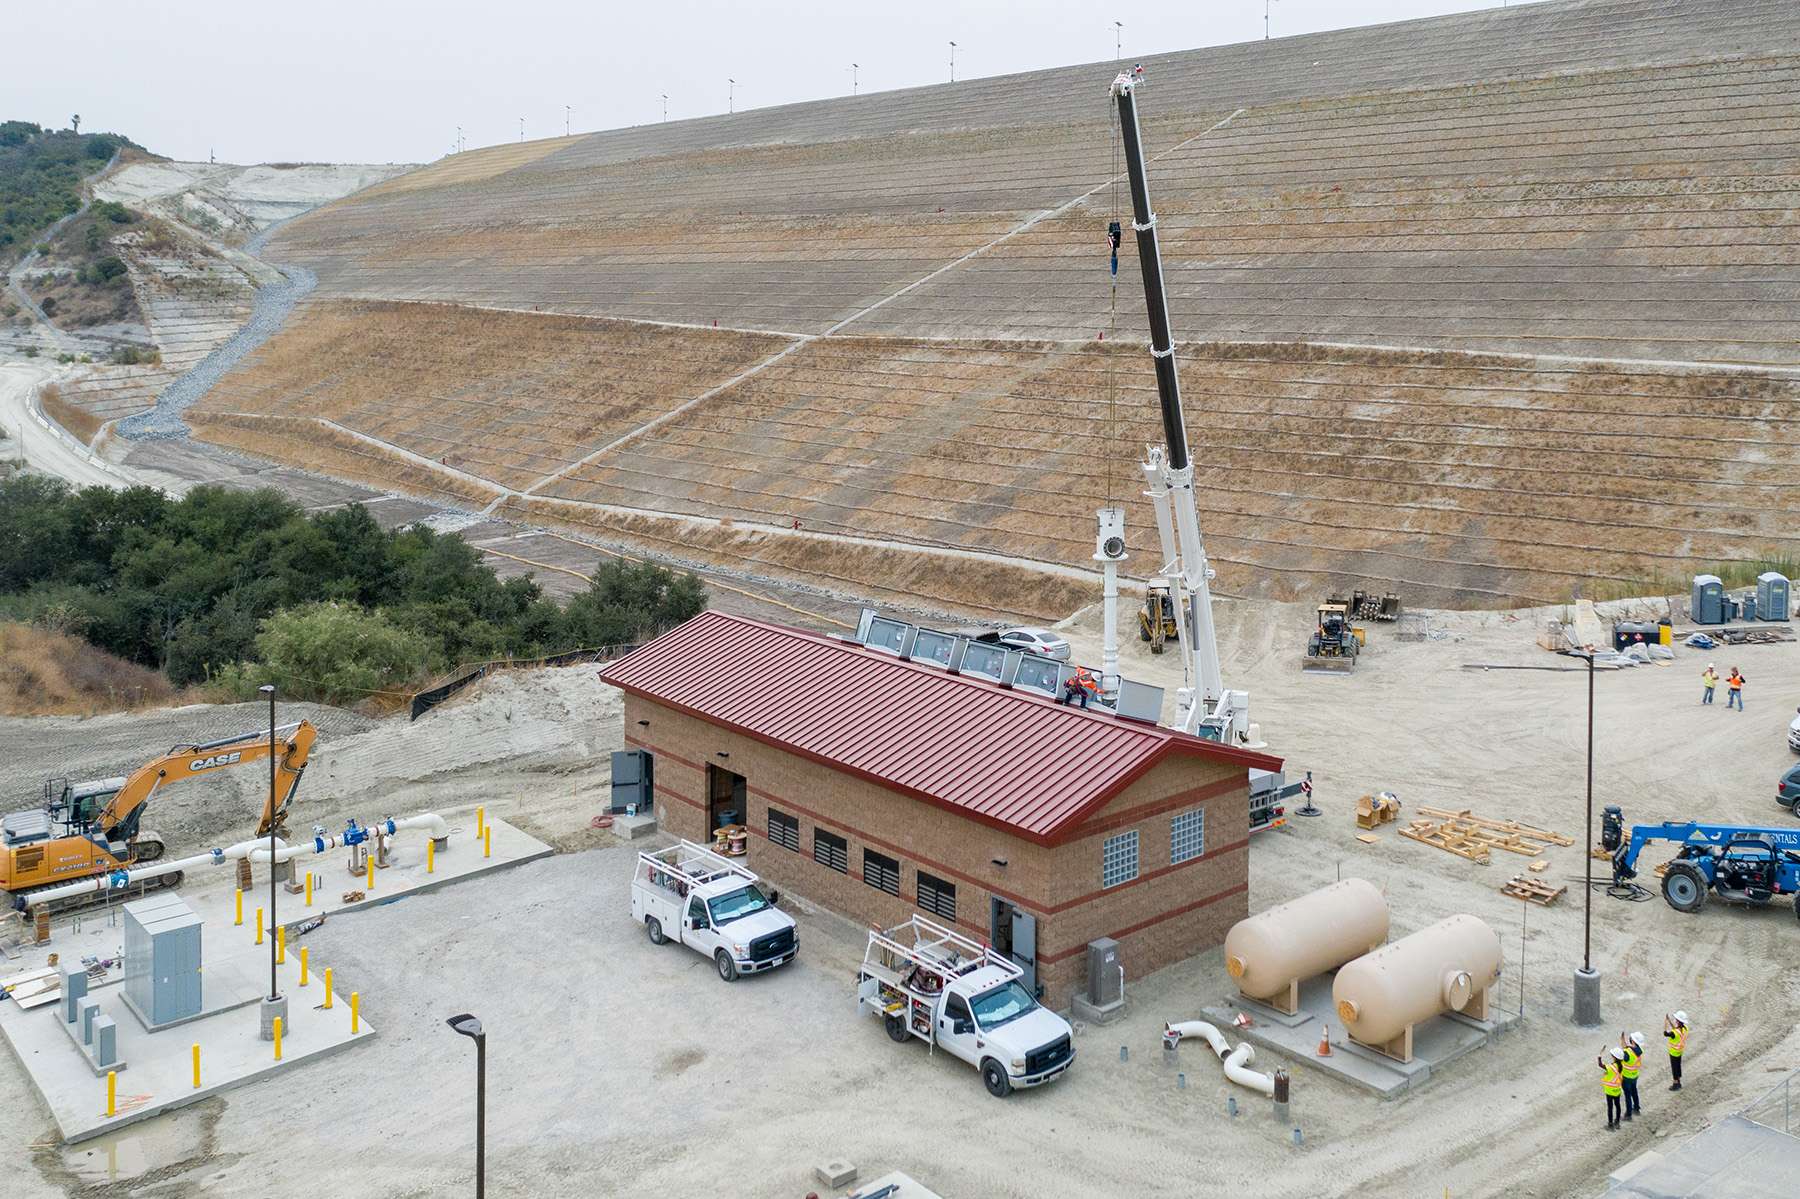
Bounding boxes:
251 601 432 704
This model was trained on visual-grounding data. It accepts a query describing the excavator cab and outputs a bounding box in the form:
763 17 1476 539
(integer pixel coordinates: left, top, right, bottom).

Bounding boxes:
43 777 124 838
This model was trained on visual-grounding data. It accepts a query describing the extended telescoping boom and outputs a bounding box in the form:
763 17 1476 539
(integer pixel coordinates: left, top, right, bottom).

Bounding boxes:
1111 70 1249 743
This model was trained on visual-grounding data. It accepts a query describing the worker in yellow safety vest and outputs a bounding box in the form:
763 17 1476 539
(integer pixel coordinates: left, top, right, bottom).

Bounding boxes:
1601 1048 1624 1130
1619 1032 1644 1119
1665 1012 1688 1091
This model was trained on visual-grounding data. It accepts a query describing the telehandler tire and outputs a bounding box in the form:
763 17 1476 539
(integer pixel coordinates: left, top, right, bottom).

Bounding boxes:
1662 862 1708 913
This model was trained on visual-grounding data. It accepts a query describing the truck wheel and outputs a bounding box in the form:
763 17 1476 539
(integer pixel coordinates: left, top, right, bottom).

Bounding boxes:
645 917 667 946
715 950 739 982
885 1013 910 1043
1662 862 1708 913
981 1059 1013 1099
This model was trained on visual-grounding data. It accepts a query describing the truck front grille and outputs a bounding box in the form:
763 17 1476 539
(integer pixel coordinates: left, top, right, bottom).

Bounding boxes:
1027 1035 1071 1075
750 928 795 960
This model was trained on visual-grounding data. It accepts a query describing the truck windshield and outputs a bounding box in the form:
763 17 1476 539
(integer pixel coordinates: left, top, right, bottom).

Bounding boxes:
970 981 1037 1030
707 885 770 925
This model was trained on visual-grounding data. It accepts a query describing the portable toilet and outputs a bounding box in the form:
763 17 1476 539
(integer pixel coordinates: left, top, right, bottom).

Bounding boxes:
1757 572 1790 622
1692 575 1725 624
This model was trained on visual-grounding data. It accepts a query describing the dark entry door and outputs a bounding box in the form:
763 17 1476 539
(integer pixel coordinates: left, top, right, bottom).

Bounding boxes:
708 765 746 831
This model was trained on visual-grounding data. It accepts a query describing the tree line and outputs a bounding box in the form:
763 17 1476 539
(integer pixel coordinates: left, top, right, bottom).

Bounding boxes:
0 477 704 704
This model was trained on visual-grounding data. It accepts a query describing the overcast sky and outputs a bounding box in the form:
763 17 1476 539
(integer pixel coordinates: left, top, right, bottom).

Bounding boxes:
11 1 1545 165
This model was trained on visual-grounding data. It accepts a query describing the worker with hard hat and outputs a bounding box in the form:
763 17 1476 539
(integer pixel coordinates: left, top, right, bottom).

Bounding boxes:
1700 664 1719 704
1059 666 1098 710
1664 1012 1689 1091
1619 1032 1645 1119
1600 1048 1624 1130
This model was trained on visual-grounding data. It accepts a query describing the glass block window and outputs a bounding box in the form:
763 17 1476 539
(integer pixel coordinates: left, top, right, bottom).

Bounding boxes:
1170 809 1205 865
864 848 900 896
813 828 848 873
1102 829 1139 888
768 808 800 853
917 871 957 922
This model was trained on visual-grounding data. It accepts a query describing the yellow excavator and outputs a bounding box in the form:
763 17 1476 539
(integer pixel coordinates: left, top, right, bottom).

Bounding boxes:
1 721 317 907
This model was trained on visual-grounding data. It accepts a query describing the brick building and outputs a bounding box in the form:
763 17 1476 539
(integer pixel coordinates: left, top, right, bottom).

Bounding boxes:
599 611 1281 1007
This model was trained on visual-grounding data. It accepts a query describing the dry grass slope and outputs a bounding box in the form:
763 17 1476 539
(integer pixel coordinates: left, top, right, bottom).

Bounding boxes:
0 623 174 716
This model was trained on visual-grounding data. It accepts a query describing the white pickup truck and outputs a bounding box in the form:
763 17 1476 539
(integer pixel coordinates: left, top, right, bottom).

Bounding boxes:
632 840 798 982
857 914 1075 1098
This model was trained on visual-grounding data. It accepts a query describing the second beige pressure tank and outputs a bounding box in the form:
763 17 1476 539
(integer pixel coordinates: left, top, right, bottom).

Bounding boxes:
1332 914 1503 1060
1223 878 1389 1012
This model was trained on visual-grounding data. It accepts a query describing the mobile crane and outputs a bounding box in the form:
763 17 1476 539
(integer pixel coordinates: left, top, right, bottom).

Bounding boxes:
1112 68 1250 743
1 721 318 909
1604 805 1800 917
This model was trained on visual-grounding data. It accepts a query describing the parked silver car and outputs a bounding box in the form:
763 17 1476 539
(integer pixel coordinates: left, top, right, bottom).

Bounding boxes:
982 627 1071 662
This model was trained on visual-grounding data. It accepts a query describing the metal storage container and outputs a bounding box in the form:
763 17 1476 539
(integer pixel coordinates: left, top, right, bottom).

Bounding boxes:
1691 575 1724 624
123 892 202 1026
1758 572 1790 622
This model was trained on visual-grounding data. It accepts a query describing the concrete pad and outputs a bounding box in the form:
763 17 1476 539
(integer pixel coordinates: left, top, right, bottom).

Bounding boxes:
1 916 374 1143
1598 1115 1800 1199
1202 973 1518 1098
609 813 657 841
852 1172 946 1199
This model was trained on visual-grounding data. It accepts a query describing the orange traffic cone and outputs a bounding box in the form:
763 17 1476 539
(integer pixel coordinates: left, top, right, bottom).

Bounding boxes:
1231 1011 1253 1029
1315 1028 1332 1057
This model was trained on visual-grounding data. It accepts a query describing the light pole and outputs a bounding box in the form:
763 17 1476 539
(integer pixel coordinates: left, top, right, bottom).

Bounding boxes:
1266 0 1279 40
661 95 668 122
1572 649 1602 1025
258 685 284 1042
728 79 736 113
949 42 958 83
518 117 524 142
565 105 571 137
851 64 859 95
1114 22 1122 60
447 1014 487 1198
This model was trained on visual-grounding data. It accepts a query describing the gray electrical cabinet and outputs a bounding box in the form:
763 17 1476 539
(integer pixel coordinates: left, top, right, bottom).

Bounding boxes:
1086 937 1123 1007
124 893 202 1027
610 750 654 815
1692 575 1725 624
1758 572 1790 622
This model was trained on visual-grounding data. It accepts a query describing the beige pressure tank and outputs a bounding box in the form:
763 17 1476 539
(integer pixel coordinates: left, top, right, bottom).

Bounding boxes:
1223 879 1389 1013
1332 914 1503 1060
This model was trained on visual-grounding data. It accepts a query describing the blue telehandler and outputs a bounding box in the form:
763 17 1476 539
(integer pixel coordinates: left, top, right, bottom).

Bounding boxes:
1604 805 1800 917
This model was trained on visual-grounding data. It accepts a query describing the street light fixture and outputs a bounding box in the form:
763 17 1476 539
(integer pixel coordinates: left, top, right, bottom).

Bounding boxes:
447 1014 487 1198
662 94 668 122
1114 21 1122 60
728 79 737 113
1569 648 1602 1026
1266 0 1279 40
950 42 958 83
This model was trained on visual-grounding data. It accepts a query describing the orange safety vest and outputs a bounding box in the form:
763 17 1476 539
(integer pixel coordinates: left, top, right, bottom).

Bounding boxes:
1668 1026 1687 1057
1621 1046 1640 1080
1729 673 1743 691
1070 670 1096 692
1602 1063 1622 1096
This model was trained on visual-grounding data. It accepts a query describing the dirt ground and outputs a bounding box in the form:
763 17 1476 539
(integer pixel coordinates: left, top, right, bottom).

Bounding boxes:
4 596 1800 1198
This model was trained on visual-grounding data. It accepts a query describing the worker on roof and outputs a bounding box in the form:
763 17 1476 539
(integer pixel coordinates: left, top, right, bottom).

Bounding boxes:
1600 1048 1624 1131
1619 1032 1644 1120
1727 668 1745 710
1059 667 1098 710
1700 664 1718 704
1665 1012 1688 1091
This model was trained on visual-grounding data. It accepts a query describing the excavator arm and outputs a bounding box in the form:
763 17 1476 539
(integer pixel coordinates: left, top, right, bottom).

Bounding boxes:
93 720 318 845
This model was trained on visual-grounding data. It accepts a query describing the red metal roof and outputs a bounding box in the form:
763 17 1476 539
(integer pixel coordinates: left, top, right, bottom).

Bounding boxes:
599 611 1282 847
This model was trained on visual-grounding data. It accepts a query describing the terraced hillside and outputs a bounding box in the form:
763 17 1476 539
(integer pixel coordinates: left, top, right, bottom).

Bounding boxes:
197 0 1800 614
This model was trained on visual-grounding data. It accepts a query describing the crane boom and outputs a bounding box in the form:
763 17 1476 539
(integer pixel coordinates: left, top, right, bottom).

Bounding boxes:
1111 70 1249 742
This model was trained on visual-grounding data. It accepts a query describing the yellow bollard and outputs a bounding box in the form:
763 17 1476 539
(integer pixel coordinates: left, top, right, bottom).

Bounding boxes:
235 888 243 925
427 838 434 874
277 924 285 965
300 946 309 986
107 1070 116 1117
484 826 491 859
351 992 359 1034
305 871 313 907
273 1016 282 1060
255 907 263 945
366 853 374 892
192 1044 200 1088
477 806 484 837
323 967 334 1009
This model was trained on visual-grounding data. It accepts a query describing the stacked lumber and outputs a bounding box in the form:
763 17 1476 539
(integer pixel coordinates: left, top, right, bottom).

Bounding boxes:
1502 875 1567 906
1399 806 1573 866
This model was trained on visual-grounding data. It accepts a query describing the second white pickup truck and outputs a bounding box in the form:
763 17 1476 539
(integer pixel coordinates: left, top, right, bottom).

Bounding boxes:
632 840 798 981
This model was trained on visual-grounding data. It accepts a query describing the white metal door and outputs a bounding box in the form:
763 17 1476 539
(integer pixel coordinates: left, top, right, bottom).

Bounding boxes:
1011 907 1037 995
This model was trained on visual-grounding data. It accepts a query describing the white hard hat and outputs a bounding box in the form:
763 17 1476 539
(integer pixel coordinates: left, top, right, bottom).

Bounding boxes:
1609 1047 1624 1060
1673 1011 1688 1024
1631 1031 1645 1047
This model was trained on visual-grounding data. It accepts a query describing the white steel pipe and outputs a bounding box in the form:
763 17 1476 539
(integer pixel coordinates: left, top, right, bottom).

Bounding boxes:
1222 1042 1276 1096
1163 1020 1229 1057
1164 1020 1276 1095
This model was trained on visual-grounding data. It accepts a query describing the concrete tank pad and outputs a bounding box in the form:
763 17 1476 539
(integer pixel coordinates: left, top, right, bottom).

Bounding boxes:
1202 974 1519 1099
1 946 372 1143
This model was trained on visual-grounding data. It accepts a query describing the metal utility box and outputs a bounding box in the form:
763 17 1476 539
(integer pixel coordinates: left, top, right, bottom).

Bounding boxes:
1086 937 1123 1007
1758 572 1790 621
123 893 202 1027
1741 593 1758 623
609 750 654 815
1691 575 1724 624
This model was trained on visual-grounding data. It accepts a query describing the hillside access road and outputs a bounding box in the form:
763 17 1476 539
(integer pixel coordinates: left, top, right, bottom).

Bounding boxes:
0 361 131 489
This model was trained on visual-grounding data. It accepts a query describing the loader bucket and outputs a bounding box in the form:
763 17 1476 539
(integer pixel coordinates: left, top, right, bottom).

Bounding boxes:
1301 653 1357 675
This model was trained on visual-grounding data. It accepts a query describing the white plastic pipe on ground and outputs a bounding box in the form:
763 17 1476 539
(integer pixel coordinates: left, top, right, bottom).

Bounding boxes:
1163 1020 1276 1095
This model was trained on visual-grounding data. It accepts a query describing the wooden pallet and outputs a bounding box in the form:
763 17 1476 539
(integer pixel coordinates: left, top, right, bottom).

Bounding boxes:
1399 820 1492 864
1503 875 1567 905
1414 807 1573 855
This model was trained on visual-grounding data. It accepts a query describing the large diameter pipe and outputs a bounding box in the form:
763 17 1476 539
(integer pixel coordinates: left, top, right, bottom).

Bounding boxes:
1164 1020 1229 1057
1222 1043 1275 1097
1223 879 1389 1005
1332 914 1503 1046
1163 1022 1275 1095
